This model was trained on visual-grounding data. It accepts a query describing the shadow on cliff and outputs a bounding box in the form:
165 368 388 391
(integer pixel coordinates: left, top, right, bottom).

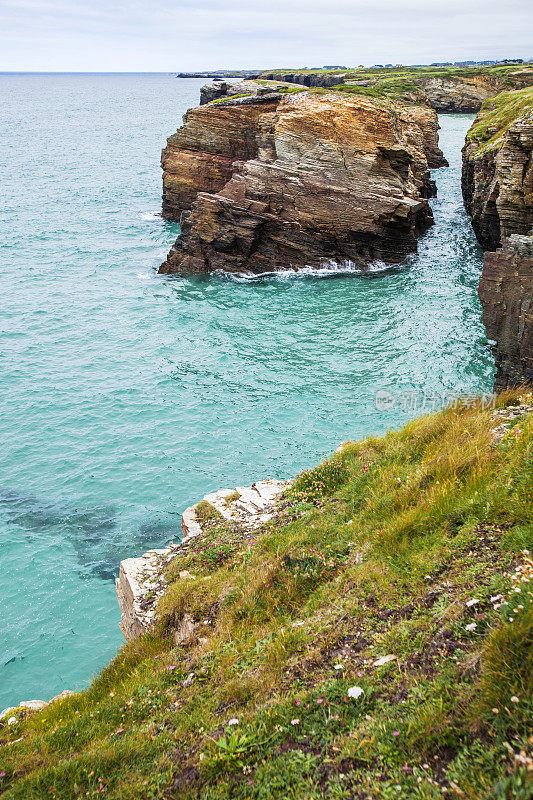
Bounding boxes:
0 489 179 581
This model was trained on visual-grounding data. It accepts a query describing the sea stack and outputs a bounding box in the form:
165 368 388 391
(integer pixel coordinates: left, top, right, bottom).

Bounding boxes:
159 87 446 275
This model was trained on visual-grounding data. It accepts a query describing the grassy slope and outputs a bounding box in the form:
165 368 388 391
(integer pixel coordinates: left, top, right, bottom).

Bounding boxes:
464 87 533 157
1 392 532 800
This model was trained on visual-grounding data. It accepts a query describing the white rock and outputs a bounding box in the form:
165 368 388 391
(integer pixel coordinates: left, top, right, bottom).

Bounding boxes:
373 654 397 667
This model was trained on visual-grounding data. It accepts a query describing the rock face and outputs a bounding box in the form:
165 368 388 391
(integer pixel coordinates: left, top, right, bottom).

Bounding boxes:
160 92 445 275
417 74 512 114
161 96 280 219
116 479 290 641
478 236 533 389
462 89 533 388
462 101 533 250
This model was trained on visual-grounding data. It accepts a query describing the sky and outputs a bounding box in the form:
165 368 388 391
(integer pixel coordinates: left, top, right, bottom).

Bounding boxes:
0 0 531 72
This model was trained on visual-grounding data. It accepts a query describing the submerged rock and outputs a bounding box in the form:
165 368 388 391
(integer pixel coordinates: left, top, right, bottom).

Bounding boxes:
159 92 445 275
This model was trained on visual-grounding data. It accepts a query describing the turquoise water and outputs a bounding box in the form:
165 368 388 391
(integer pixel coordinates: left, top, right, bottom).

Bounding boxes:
0 74 493 708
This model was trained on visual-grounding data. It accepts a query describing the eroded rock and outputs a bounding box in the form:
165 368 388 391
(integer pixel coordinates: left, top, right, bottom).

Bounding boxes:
160 92 444 275
462 88 533 388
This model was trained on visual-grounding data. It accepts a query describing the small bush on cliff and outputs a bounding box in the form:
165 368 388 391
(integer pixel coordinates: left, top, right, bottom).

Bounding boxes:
1 391 532 799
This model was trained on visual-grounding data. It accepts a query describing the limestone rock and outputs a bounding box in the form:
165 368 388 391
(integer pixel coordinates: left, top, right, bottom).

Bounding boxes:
115 478 290 641
160 92 442 275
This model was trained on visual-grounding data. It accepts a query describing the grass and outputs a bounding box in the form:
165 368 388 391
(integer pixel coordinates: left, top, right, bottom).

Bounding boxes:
1 390 532 799
464 86 533 157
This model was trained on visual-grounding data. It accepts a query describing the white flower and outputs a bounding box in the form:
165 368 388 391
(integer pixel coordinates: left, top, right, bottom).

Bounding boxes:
490 595 502 603
7 717 17 726
511 696 519 703
347 686 364 699
465 623 477 631
466 598 479 607
291 718 300 725
334 664 344 670
227 718 239 726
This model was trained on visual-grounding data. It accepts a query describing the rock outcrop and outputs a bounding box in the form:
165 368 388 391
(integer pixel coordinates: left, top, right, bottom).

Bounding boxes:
462 94 533 250
478 235 533 389
161 95 281 219
160 92 445 275
462 88 533 388
116 479 290 641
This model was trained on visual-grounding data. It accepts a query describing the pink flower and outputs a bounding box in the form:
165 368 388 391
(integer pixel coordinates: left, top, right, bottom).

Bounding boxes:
0 772 6 778
393 731 400 736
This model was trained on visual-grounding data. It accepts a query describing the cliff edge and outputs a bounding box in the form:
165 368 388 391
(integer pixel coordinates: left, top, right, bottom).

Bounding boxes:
462 88 533 388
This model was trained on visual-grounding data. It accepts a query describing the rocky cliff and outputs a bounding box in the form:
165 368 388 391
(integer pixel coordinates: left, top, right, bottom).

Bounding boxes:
462 88 533 388
160 91 446 275
478 235 533 389
260 65 533 113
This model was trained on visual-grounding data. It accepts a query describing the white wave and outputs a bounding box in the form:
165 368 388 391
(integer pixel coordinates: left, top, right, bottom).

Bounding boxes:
211 258 402 282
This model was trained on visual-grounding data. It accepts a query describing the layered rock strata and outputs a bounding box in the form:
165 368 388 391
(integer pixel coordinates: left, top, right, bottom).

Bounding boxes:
160 92 445 275
116 479 290 641
478 235 533 389
462 89 533 388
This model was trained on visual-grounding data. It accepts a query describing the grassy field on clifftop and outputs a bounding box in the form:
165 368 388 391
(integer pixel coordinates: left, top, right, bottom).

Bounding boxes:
1 392 532 799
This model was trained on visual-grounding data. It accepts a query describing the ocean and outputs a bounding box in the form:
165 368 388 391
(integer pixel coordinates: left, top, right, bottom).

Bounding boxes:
0 73 493 707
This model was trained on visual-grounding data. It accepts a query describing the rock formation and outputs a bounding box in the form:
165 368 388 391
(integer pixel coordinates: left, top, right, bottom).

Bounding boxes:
159 91 446 275
478 235 533 389
462 88 533 388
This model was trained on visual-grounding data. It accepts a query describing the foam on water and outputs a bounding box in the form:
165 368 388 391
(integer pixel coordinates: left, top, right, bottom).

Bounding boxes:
0 74 493 707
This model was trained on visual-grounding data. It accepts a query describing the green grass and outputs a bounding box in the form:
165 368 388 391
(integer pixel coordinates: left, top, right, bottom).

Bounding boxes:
464 86 533 157
1 391 533 799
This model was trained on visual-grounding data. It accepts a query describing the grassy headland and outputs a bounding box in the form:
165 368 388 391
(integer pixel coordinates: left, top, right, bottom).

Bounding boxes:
1 391 532 799
463 87 533 157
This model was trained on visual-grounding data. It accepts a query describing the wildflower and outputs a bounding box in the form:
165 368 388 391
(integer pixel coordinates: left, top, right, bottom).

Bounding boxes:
294 699 301 706
316 698 323 704
511 696 519 703
334 664 344 671
466 598 479 607
347 686 364 699
465 623 477 631
393 731 400 736
492 708 499 714
291 718 300 725
227 718 239 726
0 772 6 778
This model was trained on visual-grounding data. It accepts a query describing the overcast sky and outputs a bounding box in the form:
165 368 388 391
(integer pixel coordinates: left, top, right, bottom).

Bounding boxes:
0 0 531 72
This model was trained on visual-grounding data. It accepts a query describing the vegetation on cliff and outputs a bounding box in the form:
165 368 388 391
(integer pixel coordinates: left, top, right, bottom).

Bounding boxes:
464 87 533 157
1 392 532 799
